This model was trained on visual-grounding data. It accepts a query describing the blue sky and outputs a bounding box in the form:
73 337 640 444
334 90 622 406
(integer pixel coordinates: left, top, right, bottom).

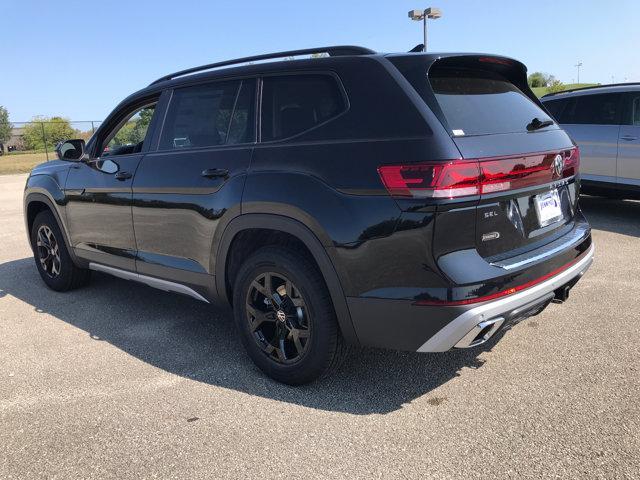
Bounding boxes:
3 0 639 121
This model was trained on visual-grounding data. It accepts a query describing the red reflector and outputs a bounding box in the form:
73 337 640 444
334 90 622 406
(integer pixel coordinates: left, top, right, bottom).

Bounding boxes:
378 148 579 199
414 253 584 306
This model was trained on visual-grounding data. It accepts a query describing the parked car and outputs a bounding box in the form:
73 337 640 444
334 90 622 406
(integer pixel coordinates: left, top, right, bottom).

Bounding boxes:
542 84 640 198
24 46 593 384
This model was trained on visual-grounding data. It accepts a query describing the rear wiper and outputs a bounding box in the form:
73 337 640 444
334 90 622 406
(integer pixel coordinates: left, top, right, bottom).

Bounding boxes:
527 117 555 131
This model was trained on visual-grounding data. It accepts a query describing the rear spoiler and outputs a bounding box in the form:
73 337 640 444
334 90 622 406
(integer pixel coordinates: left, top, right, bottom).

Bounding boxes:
427 54 542 107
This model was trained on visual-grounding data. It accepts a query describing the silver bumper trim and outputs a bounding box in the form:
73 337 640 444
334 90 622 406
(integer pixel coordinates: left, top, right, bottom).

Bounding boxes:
490 225 590 271
417 244 594 353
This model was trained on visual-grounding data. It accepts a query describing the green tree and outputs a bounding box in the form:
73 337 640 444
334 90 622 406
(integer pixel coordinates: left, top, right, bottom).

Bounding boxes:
0 106 11 147
111 107 154 147
22 116 78 150
547 78 565 94
528 72 551 88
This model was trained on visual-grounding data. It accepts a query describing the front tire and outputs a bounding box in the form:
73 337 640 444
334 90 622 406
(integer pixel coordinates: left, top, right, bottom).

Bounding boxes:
31 210 90 291
232 246 348 385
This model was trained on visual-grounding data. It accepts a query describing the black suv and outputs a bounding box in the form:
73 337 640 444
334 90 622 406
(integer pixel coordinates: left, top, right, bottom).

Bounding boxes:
24 46 593 384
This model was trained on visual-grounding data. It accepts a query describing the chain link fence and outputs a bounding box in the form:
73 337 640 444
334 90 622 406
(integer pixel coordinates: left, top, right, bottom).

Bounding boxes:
0 121 102 174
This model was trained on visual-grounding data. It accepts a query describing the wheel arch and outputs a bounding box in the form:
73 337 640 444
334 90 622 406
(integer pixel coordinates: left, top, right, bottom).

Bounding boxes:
215 214 360 346
24 190 84 268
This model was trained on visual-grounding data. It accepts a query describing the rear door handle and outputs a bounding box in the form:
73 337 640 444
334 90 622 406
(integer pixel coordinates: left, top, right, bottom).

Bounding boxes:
621 135 638 141
201 168 229 179
115 171 133 181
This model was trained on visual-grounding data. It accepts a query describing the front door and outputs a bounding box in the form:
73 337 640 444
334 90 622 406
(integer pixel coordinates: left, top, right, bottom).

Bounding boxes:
617 93 640 188
131 79 256 290
65 100 160 271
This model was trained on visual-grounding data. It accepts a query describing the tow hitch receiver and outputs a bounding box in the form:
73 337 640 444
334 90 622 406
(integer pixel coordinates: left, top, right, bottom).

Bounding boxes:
553 274 582 303
553 285 571 303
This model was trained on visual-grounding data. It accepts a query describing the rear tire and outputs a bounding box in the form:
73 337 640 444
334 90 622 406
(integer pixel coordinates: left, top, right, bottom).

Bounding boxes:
232 246 349 385
31 210 90 291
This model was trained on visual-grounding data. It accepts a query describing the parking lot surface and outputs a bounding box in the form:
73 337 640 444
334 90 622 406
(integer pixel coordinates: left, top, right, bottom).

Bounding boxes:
1 173 639 479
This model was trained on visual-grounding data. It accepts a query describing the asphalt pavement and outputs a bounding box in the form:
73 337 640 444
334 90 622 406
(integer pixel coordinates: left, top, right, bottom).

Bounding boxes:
1 173 639 479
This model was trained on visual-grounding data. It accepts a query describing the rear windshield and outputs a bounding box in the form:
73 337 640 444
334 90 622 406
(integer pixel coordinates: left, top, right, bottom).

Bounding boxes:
429 69 556 136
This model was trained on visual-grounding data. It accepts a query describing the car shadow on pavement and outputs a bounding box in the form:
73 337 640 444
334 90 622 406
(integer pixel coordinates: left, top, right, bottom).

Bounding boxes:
580 195 640 238
0 257 501 415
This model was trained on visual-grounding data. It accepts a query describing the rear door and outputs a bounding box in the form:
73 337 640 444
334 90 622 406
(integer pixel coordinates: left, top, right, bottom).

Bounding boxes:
545 93 621 185
131 78 256 286
617 92 640 188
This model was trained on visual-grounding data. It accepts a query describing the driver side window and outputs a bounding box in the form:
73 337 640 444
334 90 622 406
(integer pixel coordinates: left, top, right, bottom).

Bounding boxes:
102 103 157 157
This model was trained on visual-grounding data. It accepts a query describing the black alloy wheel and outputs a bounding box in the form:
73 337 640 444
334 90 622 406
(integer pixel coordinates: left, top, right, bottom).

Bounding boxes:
36 224 62 278
31 210 91 291
245 272 311 364
233 246 349 385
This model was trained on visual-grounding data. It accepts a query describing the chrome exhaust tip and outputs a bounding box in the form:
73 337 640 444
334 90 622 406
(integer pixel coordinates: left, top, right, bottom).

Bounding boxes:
454 317 505 349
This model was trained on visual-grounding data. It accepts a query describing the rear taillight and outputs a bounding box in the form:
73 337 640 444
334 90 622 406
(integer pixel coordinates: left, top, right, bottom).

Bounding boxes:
378 148 579 199
377 162 480 198
563 146 580 178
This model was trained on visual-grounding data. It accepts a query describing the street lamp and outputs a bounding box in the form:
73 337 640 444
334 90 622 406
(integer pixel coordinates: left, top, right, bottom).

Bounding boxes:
408 7 442 52
574 61 583 84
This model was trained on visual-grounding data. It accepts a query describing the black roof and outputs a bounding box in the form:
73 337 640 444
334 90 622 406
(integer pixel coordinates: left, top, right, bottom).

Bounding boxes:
145 46 524 91
105 47 529 123
149 46 375 85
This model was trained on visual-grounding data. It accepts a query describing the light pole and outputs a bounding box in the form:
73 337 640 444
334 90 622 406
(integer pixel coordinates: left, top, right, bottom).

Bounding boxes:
408 7 442 52
574 61 583 84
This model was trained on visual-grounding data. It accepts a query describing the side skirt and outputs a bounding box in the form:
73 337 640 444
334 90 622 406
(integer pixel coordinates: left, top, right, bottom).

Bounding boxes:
89 263 209 303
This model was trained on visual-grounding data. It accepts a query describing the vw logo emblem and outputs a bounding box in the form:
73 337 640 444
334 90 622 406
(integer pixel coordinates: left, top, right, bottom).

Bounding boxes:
553 154 564 177
276 310 287 322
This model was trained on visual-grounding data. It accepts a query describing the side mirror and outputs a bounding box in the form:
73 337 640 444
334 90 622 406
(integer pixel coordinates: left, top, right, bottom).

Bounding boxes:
55 139 86 161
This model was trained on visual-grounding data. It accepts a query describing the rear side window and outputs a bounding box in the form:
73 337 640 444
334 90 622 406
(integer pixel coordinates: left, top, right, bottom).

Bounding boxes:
543 98 570 121
559 93 621 125
160 79 255 150
429 70 555 136
261 74 346 141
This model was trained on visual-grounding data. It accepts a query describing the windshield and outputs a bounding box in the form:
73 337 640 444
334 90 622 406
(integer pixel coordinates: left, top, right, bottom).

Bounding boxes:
429 69 556 136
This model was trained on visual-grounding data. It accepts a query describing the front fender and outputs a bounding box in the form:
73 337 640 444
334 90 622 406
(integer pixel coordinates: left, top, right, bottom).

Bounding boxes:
23 169 84 267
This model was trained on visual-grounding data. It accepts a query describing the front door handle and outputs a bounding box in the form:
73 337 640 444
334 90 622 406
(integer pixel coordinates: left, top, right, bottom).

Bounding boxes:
115 171 133 181
201 168 229 179
621 135 638 141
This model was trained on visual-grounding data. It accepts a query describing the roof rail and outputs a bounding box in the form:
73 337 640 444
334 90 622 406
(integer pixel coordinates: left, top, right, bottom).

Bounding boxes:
149 45 376 86
541 82 640 98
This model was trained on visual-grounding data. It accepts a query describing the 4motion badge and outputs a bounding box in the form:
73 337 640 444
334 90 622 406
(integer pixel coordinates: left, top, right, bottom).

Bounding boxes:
482 231 501 242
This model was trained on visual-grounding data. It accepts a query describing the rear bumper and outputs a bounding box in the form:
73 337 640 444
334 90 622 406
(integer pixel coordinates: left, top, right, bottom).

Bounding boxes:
417 243 593 351
347 243 594 352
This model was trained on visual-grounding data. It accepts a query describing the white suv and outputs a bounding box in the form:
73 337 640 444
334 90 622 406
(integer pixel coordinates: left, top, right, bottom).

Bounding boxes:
542 84 640 198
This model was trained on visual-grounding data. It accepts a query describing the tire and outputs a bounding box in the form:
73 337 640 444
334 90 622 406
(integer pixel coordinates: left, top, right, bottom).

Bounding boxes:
232 246 349 385
31 210 90 291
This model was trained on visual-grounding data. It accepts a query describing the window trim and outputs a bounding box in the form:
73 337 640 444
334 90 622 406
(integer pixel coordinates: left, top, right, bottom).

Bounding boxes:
623 92 640 126
257 70 350 144
91 94 163 159
153 77 259 154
